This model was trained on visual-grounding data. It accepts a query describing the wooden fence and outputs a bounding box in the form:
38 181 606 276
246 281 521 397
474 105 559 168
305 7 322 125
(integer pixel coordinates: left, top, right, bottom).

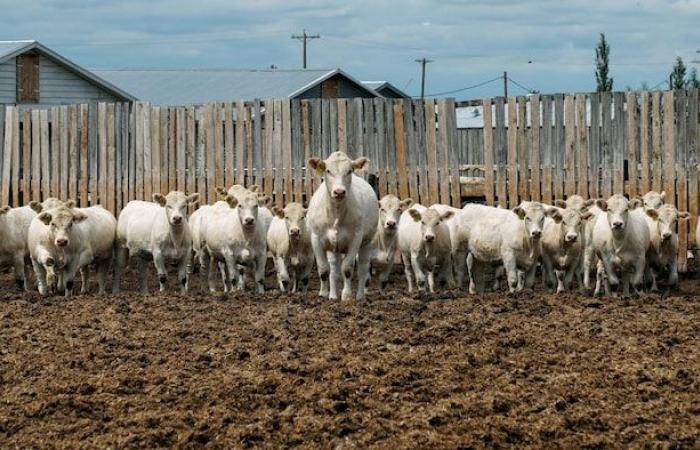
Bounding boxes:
1 90 698 269
0 98 462 215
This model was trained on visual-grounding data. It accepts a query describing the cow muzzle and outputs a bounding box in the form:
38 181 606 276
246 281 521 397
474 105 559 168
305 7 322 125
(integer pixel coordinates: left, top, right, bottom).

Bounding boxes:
332 187 346 199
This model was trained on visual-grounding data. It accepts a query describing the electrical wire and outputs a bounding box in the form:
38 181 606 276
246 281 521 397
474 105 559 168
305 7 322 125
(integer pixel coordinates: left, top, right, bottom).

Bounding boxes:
419 76 502 97
507 76 537 93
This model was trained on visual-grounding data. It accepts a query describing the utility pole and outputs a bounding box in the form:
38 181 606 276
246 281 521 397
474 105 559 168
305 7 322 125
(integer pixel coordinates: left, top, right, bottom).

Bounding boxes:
503 71 508 99
415 58 433 98
291 29 320 69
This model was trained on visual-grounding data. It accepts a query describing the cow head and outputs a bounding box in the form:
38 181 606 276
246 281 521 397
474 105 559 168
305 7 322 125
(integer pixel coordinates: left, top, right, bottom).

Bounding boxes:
38 207 87 248
645 204 689 242
153 191 199 227
379 195 413 233
512 202 557 240
596 194 641 235
550 207 593 244
308 151 369 202
272 202 307 241
642 190 666 210
408 207 454 245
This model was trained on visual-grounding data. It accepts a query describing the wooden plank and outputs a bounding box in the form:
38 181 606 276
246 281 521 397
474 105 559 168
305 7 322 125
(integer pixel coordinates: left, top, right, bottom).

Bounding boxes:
384 99 398 197
244 105 254 187
588 93 600 199
424 100 439 205
541 96 553 204
506 97 518 207
564 94 576 197
49 107 59 201
393 102 409 200
252 100 262 188
375 98 387 198
553 94 565 201
414 100 429 205
291 100 303 202
282 99 292 204
639 91 651 194
600 92 612 198
168 107 177 193
151 107 161 198
10 107 19 206
626 91 638 198
337 99 347 154
651 91 662 193
59 106 69 201
22 111 31 203
159 107 168 194
1 106 14 205
186 106 196 196
445 99 461 207
575 94 589 199
79 105 89 206
224 102 234 186
263 99 274 198
494 97 508 207
106 103 116 213
196 106 207 200
517 96 528 200
529 95 541 202
97 103 106 205
204 104 215 203
128 103 135 202
687 89 698 256
213 103 224 190
675 90 688 271
176 107 186 192
482 98 495 205
134 102 144 201
40 109 50 201
31 110 41 202
143 104 153 201
115 103 123 212
273 99 284 206
662 91 675 203
300 101 312 201
613 92 625 194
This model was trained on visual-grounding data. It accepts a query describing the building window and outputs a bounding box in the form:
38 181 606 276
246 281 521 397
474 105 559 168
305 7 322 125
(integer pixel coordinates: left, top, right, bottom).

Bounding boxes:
17 54 40 103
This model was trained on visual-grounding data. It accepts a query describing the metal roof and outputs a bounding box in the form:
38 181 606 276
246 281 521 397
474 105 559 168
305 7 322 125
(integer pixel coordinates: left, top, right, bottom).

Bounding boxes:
361 80 409 98
0 40 136 101
93 67 381 105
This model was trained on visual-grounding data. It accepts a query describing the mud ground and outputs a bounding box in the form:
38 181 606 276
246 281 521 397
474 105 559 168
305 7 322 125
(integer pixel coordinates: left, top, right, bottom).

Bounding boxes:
0 265 699 448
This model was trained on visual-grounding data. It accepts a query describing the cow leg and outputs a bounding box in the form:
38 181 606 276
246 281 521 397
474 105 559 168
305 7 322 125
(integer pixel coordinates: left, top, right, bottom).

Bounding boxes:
341 234 364 302
470 258 486 294
411 253 427 292
466 253 477 294
668 260 679 290
113 244 127 294
355 244 372 301
401 251 414 293
327 251 341 300
152 250 168 292
32 258 48 296
95 259 110 295
198 250 209 293
254 251 266 294
137 257 149 294
541 256 556 292
80 268 89 294
311 233 329 298
223 252 240 292
502 253 519 293
12 254 26 291
555 270 566 293
453 250 467 289
275 256 289 292
523 265 537 291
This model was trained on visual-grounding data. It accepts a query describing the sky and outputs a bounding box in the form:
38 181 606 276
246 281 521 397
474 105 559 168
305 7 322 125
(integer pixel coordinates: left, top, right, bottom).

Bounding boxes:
1 0 698 99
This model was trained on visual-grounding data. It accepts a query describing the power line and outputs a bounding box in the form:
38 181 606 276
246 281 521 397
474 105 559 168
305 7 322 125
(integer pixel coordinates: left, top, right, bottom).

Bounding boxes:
291 29 320 69
415 58 433 98
650 79 668 90
420 76 502 97
507 76 538 94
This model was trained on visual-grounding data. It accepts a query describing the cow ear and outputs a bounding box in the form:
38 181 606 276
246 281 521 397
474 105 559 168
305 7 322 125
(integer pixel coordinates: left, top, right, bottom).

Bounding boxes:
215 186 228 198
248 184 260 193
225 195 238 209
580 211 593 221
257 194 271 207
546 208 563 223
660 191 666 202
400 198 414 210
629 198 642 210
678 211 690 220
408 208 422 222
554 199 567 208
186 193 200 206
29 201 42 213
352 157 370 172
583 199 595 209
38 212 52 225
645 208 659 220
440 210 455 221
0 205 10 214
153 193 167 207
512 206 526 220
272 207 285 218
64 199 76 208
308 158 326 176
595 199 608 212
72 211 88 223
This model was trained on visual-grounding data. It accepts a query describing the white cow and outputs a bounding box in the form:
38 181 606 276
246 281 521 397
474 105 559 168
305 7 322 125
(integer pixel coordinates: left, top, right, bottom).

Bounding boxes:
642 191 666 210
371 195 412 294
267 202 314 293
0 204 39 290
431 203 468 289
307 151 379 301
467 202 557 293
592 195 649 297
644 205 688 293
541 206 592 293
29 205 116 296
398 204 455 292
218 185 273 232
115 191 199 293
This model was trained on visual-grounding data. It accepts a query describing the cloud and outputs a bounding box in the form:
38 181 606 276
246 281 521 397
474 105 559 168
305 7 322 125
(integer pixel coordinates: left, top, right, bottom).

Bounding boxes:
0 0 696 97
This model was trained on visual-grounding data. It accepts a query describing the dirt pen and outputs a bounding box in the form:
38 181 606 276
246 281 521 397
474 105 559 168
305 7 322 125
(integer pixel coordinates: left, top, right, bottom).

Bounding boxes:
1 268 699 448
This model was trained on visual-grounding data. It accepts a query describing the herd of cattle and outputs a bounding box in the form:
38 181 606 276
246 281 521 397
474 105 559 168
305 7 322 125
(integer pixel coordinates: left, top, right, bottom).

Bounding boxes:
0 151 692 300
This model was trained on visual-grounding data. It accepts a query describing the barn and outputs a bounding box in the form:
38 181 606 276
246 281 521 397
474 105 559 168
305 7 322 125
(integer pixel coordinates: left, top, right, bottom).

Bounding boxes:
362 80 410 98
0 40 135 106
93 68 382 106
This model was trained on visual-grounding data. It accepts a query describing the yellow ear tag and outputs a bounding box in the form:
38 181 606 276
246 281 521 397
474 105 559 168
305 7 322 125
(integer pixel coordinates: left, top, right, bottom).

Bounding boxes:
315 166 324 176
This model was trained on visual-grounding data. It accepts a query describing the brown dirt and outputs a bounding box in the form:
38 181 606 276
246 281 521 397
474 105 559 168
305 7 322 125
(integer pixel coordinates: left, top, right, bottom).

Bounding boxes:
0 267 699 449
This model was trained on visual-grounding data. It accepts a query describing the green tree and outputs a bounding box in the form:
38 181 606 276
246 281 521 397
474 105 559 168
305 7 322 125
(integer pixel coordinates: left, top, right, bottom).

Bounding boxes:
595 33 613 91
670 57 687 90
687 68 700 89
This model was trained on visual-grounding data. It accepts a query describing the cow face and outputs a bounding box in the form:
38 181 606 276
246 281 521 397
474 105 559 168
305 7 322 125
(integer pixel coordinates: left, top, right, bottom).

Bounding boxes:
550 208 592 244
154 191 199 227
642 191 666 210
308 151 369 202
273 202 307 241
646 205 689 242
408 207 454 245
379 195 412 234
512 202 556 240
596 194 641 235
236 191 260 230
38 207 87 248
